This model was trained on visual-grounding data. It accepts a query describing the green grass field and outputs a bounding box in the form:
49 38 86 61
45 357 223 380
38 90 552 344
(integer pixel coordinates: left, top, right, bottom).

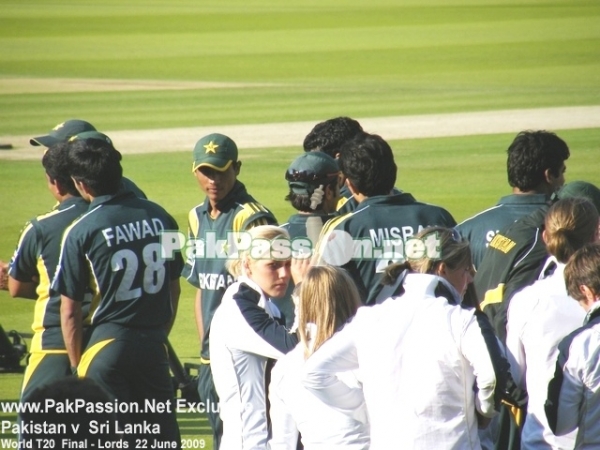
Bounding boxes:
1 0 599 446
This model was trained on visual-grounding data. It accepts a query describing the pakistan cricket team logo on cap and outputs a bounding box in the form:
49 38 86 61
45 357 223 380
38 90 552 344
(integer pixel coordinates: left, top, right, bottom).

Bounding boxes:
192 133 238 173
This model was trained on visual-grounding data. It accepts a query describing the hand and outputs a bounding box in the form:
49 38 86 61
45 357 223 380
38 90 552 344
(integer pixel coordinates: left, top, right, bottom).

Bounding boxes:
291 254 312 285
0 260 8 291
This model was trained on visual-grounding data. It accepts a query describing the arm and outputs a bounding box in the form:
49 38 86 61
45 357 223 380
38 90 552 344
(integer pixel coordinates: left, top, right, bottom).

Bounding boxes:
61 295 83 367
194 289 204 343
232 284 299 358
546 338 583 436
7 223 40 299
165 279 180 335
8 277 37 299
505 295 528 389
460 311 505 418
268 364 299 450
0 260 8 291
302 319 362 411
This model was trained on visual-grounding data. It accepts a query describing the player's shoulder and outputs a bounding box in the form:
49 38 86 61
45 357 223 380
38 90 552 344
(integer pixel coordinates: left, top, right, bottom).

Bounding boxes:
457 204 504 229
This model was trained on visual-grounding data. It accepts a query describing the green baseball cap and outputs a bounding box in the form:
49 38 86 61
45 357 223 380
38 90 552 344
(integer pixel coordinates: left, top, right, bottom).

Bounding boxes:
192 133 238 173
69 131 113 146
30 119 96 147
558 181 600 213
285 152 340 194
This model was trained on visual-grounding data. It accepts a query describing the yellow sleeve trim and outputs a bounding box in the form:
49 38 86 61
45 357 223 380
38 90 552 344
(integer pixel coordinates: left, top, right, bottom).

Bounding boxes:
479 283 505 310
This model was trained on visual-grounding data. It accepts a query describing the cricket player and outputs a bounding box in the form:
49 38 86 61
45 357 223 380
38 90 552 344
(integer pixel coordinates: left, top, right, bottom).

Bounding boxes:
315 131 456 304
8 143 90 401
182 133 277 449
52 137 183 448
456 130 569 269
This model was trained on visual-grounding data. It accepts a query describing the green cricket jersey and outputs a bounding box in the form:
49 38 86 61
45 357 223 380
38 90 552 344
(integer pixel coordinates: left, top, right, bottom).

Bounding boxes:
456 193 551 269
181 181 277 361
52 190 183 328
317 192 456 304
474 205 550 342
9 197 89 351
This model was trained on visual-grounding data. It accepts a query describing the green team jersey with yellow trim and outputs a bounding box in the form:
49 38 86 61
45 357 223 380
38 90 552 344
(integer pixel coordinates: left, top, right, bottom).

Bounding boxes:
52 191 183 329
9 197 89 352
316 192 456 304
181 181 277 360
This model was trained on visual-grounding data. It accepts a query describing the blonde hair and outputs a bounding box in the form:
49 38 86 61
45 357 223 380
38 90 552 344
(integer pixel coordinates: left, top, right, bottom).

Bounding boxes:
544 197 599 263
381 226 472 285
299 265 361 358
226 225 290 278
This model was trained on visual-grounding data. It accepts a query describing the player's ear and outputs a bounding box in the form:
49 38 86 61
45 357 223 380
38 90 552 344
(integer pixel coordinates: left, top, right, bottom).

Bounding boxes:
345 178 357 195
234 161 241 176
435 262 448 277
242 256 252 277
324 183 334 200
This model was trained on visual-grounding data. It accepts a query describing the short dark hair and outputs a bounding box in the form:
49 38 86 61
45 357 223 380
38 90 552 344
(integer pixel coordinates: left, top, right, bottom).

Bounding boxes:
564 243 600 302
67 138 122 196
507 130 570 191
338 132 397 197
42 142 80 197
303 117 363 157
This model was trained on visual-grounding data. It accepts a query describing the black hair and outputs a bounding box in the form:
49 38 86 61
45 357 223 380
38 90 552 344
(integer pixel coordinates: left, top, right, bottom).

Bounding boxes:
42 142 80 197
303 117 363 157
338 132 397 197
67 138 122 196
507 130 570 191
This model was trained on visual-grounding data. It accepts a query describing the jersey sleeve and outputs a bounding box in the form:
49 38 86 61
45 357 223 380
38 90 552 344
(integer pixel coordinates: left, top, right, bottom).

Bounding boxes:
268 361 300 450
51 225 89 302
459 310 502 418
545 334 584 436
231 283 299 357
165 213 184 281
8 221 38 282
181 208 201 288
505 292 532 389
302 317 363 412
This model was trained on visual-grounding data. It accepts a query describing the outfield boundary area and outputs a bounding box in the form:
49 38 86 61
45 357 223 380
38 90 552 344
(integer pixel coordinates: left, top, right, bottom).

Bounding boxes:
1 105 600 160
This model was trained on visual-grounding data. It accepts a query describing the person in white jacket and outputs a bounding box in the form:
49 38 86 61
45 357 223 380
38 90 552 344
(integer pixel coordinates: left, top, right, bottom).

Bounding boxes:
302 227 508 450
506 197 599 449
268 265 369 450
210 225 300 450
546 243 600 449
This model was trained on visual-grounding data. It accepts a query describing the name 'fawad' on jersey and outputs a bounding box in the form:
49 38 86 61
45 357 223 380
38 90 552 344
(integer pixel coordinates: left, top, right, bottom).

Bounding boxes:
101 219 165 247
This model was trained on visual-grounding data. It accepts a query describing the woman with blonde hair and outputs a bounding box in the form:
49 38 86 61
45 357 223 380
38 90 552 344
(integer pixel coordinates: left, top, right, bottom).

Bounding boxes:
303 226 509 449
209 225 299 450
506 196 599 449
269 265 369 449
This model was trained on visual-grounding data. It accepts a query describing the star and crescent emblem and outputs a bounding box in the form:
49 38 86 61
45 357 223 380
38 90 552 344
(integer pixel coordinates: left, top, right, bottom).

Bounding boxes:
204 141 219 154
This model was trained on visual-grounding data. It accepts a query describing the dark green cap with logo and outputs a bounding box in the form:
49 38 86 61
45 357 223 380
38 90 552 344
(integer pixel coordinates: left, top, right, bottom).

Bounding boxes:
30 119 97 147
192 133 238 173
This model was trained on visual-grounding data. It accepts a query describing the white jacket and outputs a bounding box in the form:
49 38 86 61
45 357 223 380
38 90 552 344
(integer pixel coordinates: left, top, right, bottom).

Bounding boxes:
302 273 500 450
268 338 370 450
210 277 298 450
546 301 600 449
506 258 584 449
